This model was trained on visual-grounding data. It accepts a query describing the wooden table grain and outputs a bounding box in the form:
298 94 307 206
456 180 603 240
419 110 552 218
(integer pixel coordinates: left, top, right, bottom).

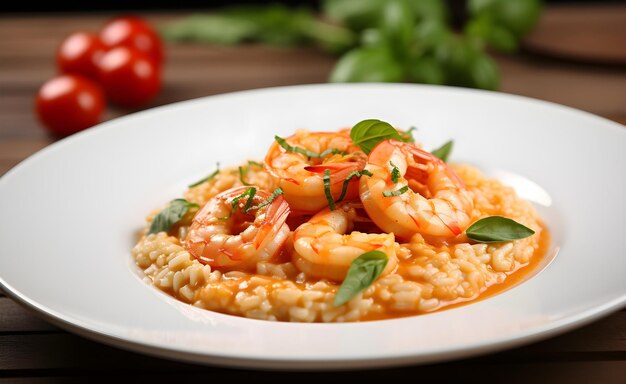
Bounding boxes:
1 7 625 383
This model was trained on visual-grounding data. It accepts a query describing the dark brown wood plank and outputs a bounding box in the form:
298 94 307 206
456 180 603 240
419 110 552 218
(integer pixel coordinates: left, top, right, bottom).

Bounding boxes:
523 5 626 64
1 361 626 384
0 331 624 383
1 161 24 176
0 298 58 333
0 139 51 161
2 363 626 384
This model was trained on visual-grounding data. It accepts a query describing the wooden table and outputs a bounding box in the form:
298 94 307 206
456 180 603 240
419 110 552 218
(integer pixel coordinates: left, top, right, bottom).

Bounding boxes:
1 6 625 382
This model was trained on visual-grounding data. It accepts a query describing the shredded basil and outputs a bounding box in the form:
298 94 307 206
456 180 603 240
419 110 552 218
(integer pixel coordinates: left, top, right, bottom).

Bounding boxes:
238 160 264 186
349 119 403 154
334 250 388 306
323 169 336 211
245 187 284 213
390 161 400 184
336 169 373 202
431 140 453 162
230 187 257 214
148 199 199 235
382 185 409 197
466 216 535 243
238 166 251 186
275 136 345 159
399 126 416 143
188 163 220 187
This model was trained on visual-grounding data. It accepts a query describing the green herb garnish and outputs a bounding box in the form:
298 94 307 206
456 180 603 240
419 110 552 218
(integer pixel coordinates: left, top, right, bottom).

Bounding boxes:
188 163 220 187
161 5 356 53
466 216 535 243
245 187 284 213
229 187 257 216
148 199 199 235
275 136 345 159
334 250 389 306
323 169 336 211
390 161 400 183
164 1 542 91
336 169 373 202
238 160 264 186
399 126 416 143
349 119 403 154
431 140 453 162
382 185 409 197
238 166 251 186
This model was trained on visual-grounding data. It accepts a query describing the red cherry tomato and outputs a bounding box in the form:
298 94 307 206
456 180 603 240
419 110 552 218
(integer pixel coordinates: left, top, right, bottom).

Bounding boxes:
97 46 161 108
56 32 106 80
99 16 163 65
35 75 105 137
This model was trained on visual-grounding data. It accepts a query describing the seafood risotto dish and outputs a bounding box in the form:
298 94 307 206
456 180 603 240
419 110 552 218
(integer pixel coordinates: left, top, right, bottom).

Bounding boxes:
133 119 547 322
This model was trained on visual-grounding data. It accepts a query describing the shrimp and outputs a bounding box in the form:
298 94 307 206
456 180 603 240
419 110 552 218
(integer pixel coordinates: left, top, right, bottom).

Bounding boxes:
265 129 366 213
292 202 398 281
360 140 473 240
184 186 290 271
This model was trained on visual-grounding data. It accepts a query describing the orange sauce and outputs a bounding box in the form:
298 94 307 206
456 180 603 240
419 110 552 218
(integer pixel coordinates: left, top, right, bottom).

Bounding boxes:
361 224 551 321
162 221 551 322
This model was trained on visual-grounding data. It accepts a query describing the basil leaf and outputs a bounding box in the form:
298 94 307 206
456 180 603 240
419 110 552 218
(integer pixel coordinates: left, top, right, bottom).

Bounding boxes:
300 16 356 54
336 169 372 202
465 16 518 53
468 49 500 91
323 169 336 211
468 0 542 38
323 0 383 31
334 250 388 306
399 126 417 143
380 0 415 57
221 5 313 45
390 161 400 183
407 55 446 85
329 46 404 84
237 160 265 187
245 187 284 212
431 140 453 162
349 119 403 154
466 216 535 243
231 187 256 214
161 14 258 44
148 199 199 235
275 136 344 159
382 185 409 197
188 163 220 187
238 166 251 186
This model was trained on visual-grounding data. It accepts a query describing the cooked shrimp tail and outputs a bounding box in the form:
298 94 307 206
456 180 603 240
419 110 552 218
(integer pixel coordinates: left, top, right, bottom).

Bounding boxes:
292 201 398 281
255 194 290 249
360 140 474 240
184 186 291 270
264 130 366 213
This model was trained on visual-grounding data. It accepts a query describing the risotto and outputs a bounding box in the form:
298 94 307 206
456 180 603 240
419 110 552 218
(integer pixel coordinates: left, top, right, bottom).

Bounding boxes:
132 120 547 322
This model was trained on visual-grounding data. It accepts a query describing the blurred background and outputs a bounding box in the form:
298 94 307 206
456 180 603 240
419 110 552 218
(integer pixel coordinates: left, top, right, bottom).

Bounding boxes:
2 0 624 138
2 0 624 12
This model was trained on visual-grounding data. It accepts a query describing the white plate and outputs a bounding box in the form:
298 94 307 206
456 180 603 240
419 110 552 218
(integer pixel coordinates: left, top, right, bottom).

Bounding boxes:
1 84 624 370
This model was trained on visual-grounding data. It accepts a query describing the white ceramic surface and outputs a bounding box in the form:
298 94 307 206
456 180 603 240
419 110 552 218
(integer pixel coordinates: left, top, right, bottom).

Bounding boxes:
0 84 624 370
